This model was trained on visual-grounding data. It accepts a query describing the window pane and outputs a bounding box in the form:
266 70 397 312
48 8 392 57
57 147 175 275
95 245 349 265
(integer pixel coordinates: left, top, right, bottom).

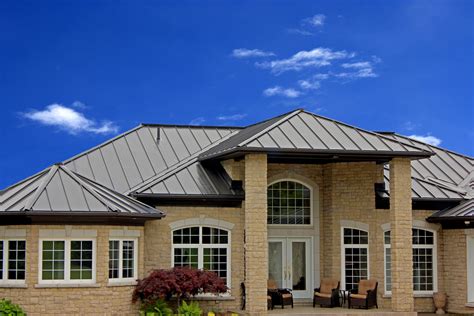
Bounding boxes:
42 241 65 280
122 241 134 278
267 181 311 225
343 229 368 292
8 240 26 280
70 240 93 280
174 248 198 269
203 248 227 284
173 228 199 244
109 241 119 279
413 248 433 291
385 247 391 292
0 241 3 279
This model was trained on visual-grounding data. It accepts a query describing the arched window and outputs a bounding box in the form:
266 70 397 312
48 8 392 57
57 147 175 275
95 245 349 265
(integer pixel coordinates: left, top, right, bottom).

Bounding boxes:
342 228 369 291
384 228 437 294
172 226 230 286
267 180 311 225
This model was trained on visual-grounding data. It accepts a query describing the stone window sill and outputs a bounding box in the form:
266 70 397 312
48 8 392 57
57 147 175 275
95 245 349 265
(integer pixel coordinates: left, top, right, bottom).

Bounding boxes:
35 283 100 288
465 302 474 308
383 294 434 298
0 283 27 288
107 280 137 287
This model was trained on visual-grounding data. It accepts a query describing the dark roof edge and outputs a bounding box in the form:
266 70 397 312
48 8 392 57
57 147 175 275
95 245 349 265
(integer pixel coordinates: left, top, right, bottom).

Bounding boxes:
133 193 244 207
426 215 474 223
199 147 434 161
133 193 244 201
0 211 164 219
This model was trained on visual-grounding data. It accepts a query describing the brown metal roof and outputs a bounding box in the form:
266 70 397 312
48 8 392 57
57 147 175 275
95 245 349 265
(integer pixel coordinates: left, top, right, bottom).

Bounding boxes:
198 109 433 161
0 164 164 218
428 198 474 222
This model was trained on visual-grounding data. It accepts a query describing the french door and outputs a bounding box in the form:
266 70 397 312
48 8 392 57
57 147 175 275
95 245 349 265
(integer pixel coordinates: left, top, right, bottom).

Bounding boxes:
268 237 312 299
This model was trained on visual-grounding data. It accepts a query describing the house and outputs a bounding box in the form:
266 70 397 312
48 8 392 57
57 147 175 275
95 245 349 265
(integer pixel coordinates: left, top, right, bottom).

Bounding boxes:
0 109 473 315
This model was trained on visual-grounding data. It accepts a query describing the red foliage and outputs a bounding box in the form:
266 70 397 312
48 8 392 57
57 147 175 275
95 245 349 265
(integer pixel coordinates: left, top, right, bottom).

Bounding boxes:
133 267 228 304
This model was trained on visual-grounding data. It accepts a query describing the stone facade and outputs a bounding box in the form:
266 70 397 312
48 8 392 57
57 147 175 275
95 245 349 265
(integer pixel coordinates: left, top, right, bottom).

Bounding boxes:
0 225 144 316
1 158 472 315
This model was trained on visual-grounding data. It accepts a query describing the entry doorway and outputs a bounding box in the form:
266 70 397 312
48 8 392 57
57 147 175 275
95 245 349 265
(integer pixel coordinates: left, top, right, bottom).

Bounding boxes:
268 237 312 299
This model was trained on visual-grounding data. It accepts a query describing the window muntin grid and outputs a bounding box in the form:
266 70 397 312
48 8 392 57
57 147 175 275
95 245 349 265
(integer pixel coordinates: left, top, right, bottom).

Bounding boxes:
70 241 93 280
109 239 137 281
0 240 26 283
172 226 230 287
342 228 369 291
267 181 311 225
40 239 95 284
384 229 436 294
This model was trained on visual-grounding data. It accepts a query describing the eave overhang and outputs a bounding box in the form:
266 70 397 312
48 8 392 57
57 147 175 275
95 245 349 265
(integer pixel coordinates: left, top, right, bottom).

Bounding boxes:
133 193 244 207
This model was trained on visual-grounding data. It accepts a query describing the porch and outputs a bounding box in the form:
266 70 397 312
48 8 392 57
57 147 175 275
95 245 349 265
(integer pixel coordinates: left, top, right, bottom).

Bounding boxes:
268 305 437 316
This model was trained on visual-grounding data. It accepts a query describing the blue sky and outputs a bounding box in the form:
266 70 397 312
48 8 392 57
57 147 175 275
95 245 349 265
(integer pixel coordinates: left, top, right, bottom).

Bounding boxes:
0 0 473 189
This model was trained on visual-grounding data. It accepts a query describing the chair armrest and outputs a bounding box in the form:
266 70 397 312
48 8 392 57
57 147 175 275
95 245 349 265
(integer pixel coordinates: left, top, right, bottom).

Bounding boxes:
314 287 321 292
349 289 358 294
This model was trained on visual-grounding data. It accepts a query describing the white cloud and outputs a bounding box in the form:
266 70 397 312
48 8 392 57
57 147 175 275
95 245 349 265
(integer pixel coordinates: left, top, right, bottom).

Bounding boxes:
313 73 330 80
256 47 354 74
189 117 206 125
287 28 314 36
408 135 442 146
22 103 118 135
403 121 418 131
231 48 275 58
298 79 320 90
263 86 302 98
216 114 247 121
303 14 326 27
341 61 372 69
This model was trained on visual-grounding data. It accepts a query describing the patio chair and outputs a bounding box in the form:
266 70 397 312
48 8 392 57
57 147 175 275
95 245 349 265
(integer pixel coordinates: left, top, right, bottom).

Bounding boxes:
348 279 378 309
313 278 340 308
267 279 294 309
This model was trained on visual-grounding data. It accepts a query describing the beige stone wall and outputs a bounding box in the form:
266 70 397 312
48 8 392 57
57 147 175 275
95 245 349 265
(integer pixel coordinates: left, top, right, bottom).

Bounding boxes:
0 224 144 316
144 205 244 314
443 228 474 314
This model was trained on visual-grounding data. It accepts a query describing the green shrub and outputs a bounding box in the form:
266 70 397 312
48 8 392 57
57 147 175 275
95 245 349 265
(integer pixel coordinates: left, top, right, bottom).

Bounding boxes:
177 301 202 316
139 298 172 316
0 299 26 316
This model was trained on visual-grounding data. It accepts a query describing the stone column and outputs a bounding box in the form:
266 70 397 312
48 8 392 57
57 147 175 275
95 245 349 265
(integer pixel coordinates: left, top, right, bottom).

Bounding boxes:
244 153 268 315
390 158 414 311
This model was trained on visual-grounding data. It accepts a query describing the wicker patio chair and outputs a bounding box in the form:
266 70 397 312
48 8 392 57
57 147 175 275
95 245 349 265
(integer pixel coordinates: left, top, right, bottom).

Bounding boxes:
313 278 340 307
267 279 293 309
348 279 378 309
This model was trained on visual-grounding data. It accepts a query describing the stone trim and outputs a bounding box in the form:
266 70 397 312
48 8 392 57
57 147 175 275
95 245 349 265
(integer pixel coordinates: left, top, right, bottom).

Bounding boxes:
109 227 141 237
169 216 235 231
381 220 440 232
39 227 97 238
34 283 101 288
0 227 27 238
340 220 369 232
464 229 474 236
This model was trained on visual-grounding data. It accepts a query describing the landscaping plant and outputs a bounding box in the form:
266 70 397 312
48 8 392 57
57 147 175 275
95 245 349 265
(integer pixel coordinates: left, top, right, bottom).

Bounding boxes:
139 298 172 316
177 301 202 316
0 298 26 316
133 267 227 307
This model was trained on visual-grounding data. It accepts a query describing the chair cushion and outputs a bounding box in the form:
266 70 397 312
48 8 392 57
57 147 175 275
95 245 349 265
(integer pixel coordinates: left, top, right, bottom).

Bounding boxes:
320 278 339 294
267 295 272 300
314 291 331 298
281 293 292 299
267 279 278 290
351 293 367 299
358 279 377 295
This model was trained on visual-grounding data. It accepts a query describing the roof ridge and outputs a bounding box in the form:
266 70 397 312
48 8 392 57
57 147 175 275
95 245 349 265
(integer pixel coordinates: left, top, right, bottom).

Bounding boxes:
389 132 474 162
141 123 243 129
300 109 433 154
23 165 59 211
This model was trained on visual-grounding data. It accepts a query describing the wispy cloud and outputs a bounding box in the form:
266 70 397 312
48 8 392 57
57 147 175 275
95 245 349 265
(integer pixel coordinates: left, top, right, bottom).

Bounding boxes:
22 103 118 135
298 79 321 90
408 134 442 146
256 47 354 74
263 86 302 98
216 113 247 121
189 117 206 125
334 58 380 79
303 14 326 27
286 28 313 36
231 48 275 58
341 61 372 69
403 121 419 131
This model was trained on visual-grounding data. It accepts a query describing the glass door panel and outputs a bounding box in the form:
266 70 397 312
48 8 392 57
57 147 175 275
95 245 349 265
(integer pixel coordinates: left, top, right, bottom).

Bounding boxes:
268 241 284 288
291 241 306 291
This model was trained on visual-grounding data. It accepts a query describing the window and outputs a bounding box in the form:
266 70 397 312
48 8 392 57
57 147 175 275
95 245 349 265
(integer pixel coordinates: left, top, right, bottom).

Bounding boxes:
267 180 311 225
384 228 437 294
342 228 369 291
0 240 26 283
40 239 95 284
172 226 230 286
109 239 137 281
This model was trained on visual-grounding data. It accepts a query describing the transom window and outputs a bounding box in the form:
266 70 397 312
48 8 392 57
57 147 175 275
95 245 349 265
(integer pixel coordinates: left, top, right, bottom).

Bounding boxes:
172 226 230 286
109 239 137 281
40 239 95 284
267 180 311 225
384 228 436 294
342 228 369 291
0 240 26 283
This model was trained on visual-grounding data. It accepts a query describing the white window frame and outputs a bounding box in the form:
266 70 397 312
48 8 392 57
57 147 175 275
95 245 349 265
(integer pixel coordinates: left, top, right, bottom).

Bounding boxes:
467 236 474 304
0 239 26 285
171 226 231 289
383 230 391 294
341 227 370 291
108 238 138 283
267 179 313 227
38 238 96 285
383 228 438 295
